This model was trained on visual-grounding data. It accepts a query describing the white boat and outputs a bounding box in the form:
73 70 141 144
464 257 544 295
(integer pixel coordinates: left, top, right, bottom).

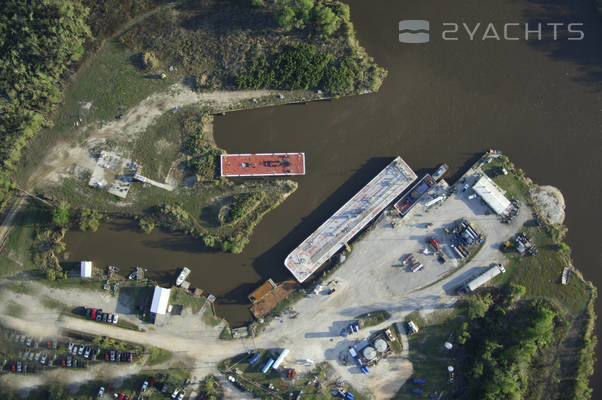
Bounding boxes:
176 267 191 286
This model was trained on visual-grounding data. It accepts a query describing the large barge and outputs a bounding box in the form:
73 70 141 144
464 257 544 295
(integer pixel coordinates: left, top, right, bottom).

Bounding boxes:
394 174 436 216
284 156 417 283
220 153 305 177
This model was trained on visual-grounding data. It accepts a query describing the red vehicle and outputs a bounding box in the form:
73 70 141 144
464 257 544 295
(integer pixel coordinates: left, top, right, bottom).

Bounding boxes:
61 359 66 367
91 308 98 320
429 238 440 251
47 341 51 349
105 353 109 361
11 364 15 372
118 395 125 400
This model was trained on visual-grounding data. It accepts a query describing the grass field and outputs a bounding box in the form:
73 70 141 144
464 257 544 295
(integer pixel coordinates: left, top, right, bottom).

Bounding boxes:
15 40 180 187
494 225 593 316
393 309 464 399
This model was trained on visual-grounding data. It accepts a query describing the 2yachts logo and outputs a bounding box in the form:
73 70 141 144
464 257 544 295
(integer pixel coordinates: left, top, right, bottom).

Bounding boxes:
399 20 585 43
398 20 430 43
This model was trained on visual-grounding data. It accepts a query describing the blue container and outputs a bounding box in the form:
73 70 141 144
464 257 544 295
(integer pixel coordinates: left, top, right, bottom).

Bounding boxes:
346 393 355 400
412 378 426 385
411 388 424 394
248 353 260 364
261 358 274 374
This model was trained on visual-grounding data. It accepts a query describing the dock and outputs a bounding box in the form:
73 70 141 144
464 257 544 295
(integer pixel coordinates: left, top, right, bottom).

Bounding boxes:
220 153 305 177
284 156 417 283
133 173 175 191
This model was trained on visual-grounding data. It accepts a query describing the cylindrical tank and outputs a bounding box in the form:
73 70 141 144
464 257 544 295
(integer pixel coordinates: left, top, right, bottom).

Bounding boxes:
374 339 388 353
362 346 377 360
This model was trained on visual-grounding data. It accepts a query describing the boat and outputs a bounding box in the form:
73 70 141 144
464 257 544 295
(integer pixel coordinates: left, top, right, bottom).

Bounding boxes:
432 163 449 181
128 270 137 280
176 267 191 286
394 175 435 216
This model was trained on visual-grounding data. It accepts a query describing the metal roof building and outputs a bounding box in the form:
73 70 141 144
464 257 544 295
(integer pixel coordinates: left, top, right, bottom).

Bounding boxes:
284 156 417 282
150 286 171 315
80 261 92 278
472 175 511 215
466 264 506 292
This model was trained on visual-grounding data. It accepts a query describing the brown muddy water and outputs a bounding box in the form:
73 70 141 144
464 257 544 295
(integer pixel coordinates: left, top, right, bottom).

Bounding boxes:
65 0 601 390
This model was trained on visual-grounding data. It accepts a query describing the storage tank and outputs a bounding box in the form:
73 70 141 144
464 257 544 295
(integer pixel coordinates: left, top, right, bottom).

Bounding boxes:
362 346 377 361
262 358 274 373
374 338 388 353
271 348 290 370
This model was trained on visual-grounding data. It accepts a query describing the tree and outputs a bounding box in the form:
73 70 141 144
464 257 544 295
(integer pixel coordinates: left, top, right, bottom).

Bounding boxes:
276 6 296 30
313 4 339 35
467 294 492 320
251 0 264 7
52 202 71 228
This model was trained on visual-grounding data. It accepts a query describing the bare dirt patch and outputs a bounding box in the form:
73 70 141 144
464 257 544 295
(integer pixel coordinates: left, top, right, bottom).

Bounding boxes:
531 185 566 225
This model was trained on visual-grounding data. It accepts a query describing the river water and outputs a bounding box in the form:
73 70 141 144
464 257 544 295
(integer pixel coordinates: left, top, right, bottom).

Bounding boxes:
65 0 602 391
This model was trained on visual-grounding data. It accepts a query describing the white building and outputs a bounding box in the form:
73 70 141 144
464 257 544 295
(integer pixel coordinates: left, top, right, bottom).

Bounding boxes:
472 175 511 215
80 261 92 278
150 286 171 315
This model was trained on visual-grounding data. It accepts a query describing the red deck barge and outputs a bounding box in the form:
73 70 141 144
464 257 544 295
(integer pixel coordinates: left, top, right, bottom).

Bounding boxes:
220 153 305 177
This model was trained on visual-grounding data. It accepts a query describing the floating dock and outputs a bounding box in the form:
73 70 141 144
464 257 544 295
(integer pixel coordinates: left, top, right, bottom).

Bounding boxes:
394 174 435 216
220 153 305 177
284 156 417 283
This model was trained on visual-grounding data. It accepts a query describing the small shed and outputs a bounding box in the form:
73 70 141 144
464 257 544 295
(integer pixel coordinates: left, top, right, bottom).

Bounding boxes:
80 261 92 278
150 286 171 315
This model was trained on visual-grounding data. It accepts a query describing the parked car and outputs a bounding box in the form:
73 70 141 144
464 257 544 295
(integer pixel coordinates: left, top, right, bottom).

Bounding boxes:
16 361 22 373
67 342 74 352
177 392 185 400
91 308 97 320
95 313 102 321
40 353 47 364
72 346 78 355
84 347 91 359
112 314 118 324
26 337 32 347
66 357 72 367
78 344 85 355
141 380 149 392
110 351 115 362
171 389 179 399
97 386 105 398
34 352 40 361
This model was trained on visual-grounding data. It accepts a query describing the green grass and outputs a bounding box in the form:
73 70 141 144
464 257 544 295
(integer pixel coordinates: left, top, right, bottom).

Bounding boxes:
494 225 592 316
394 309 464 399
15 40 180 186
219 326 233 340
131 107 184 182
201 302 223 327
481 157 530 201
355 310 391 327
170 287 206 315
0 203 46 278
146 346 173 366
